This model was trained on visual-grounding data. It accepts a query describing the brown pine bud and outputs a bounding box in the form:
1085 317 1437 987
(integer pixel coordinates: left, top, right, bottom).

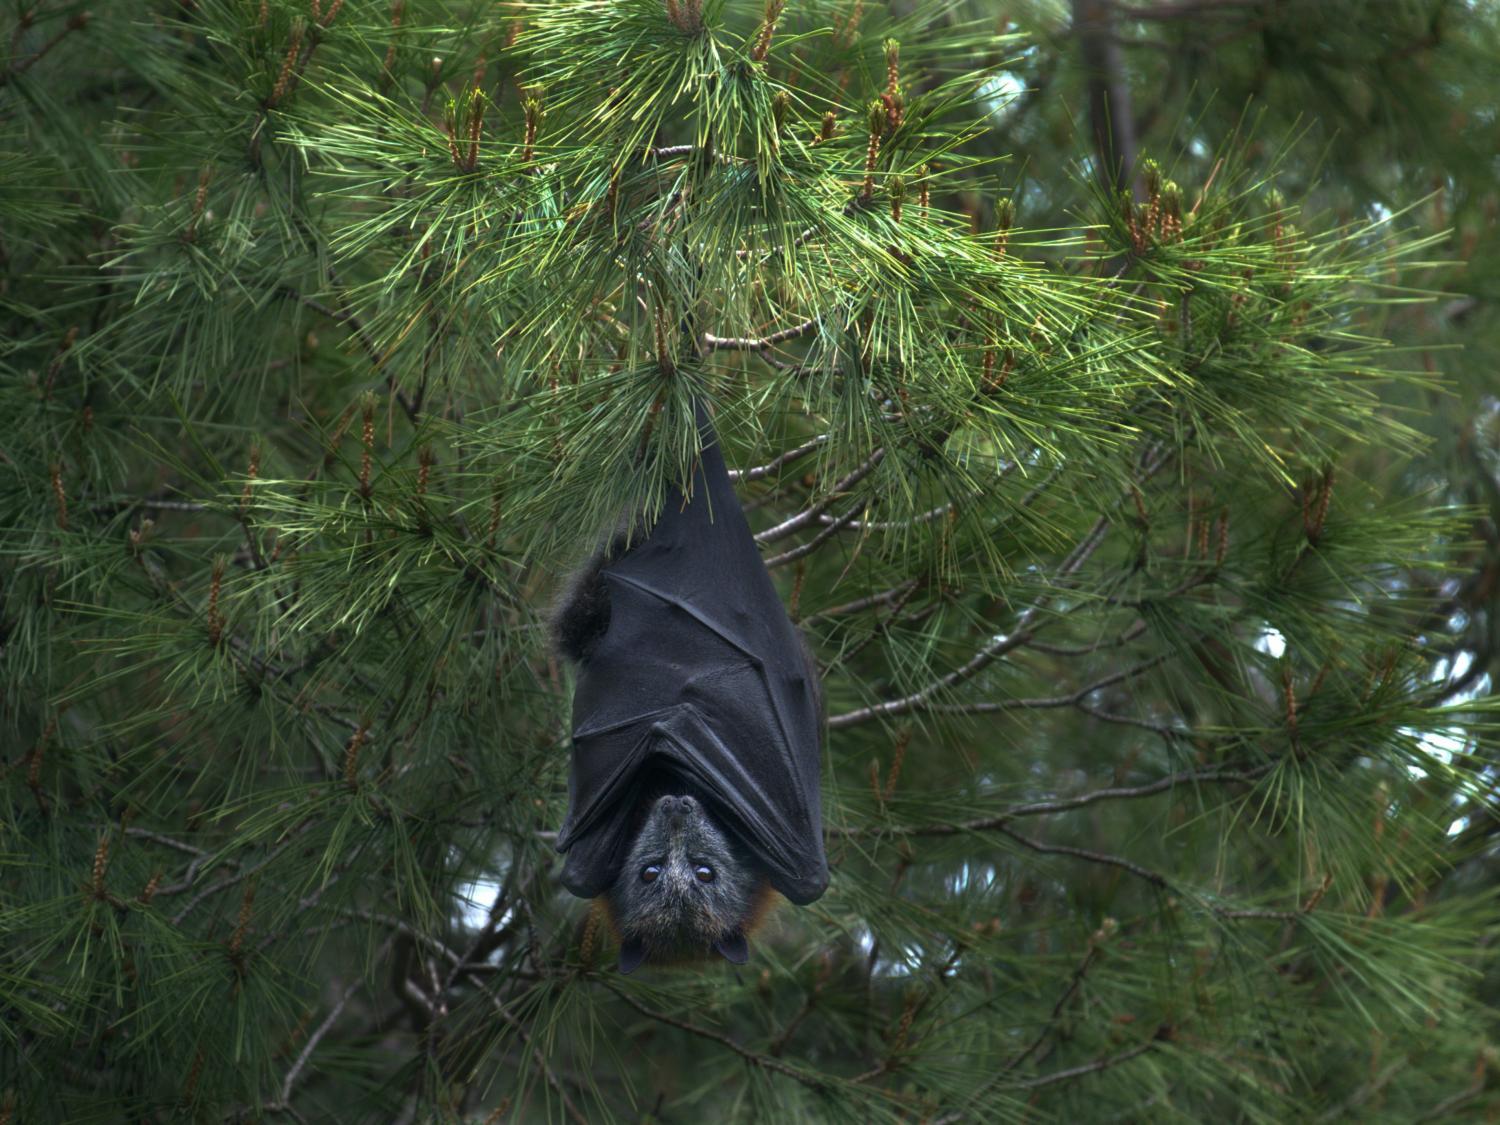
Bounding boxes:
90 833 110 900
751 0 785 63
267 20 304 108
49 461 68 529
358 394 375 499
344 721 371 790
206 556 226 648
382 1 404 74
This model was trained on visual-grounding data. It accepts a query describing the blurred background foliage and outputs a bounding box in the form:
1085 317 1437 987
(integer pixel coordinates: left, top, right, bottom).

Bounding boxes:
2 0 1498 1121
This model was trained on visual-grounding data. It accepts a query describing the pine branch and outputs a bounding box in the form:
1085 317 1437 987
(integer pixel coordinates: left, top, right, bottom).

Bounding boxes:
1026 618 1150 655
765 500 864 568
922 651 1173 716
283 288 419 425
756 448 887 544
271 936 397 1112
826 514 1112 728
829 442 1174 728
1013 1040 1157 1089
994 823 1172 891
814 503 953 532
602 982 830 1093
703 317 820 352
469 982 592 1125
0 10 89 88
728 434 827 481
806 577 922 620
835 760 1276 839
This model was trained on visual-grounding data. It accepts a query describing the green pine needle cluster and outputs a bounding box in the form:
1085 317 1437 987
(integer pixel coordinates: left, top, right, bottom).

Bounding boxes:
1 1 1496 1121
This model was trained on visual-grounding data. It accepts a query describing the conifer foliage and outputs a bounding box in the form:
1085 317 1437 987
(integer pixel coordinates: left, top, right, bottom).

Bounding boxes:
1 1 1495 1120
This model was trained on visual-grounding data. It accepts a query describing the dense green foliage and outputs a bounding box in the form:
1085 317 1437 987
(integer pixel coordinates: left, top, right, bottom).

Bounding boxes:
2 1 1497 1120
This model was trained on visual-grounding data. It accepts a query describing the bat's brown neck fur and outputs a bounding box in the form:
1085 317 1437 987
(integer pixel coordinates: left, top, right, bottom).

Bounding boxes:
598 880 780 966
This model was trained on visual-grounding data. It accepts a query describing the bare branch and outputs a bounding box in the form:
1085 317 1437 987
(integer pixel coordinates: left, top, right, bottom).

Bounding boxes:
274 936 396 1109
807 577 922 621
830 760 1273 839
827 515 1111 728
703 318 819 353
765 501 864 568
1014 1040 1156 1089
756 448 886 545
603 982 827 1092
728 434 828 481
923 652 1172 716
816 503 953 532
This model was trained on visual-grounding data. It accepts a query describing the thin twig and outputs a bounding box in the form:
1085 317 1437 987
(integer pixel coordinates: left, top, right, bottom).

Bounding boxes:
922 653 1171 716
704 317 819 352
170 823 313 925
1073 700 1194 739
124 827 207 856
765 501 864 568
828 443 1174 729
284 287 419 425
756 448 886 544
0 12 89 88
603 983 826 1092
832 761 1274 838
996 823 1170 890
807 577 922 621
727 434 827 482
932 1040 1156 1124
815 502 953 532
1413 1068 1488 1123
1003 943 1102 1073
274 936 396 1109
474 982 591 1125
1027 618 1149 656
826 516 1111 728
1014 1040 1155 1089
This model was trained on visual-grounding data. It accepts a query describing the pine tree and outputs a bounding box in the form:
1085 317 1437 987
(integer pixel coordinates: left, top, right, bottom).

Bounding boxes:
2 1 1495 1121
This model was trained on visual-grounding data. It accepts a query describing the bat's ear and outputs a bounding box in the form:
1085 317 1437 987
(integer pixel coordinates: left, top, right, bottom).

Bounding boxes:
617 938 647 974
713 931 749 965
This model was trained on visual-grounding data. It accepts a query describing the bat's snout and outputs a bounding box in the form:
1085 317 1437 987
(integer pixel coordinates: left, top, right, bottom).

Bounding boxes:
655 794 697 825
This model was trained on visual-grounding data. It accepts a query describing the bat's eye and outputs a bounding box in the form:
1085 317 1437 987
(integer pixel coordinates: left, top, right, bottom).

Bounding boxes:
694 865 715 883
640 865 661 883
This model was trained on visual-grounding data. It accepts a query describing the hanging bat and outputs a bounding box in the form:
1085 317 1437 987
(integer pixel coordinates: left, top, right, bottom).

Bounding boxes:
551 404 828 973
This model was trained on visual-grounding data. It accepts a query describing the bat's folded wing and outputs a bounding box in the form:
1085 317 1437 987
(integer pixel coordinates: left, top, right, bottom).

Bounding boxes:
559 694 827 903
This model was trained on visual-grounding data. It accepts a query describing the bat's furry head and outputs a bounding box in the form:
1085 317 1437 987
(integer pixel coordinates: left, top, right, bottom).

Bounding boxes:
607 794 769 973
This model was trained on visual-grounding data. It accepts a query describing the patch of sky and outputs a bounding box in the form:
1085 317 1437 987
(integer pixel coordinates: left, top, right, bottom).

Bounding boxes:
453 851 511 931
1255 625 1286 659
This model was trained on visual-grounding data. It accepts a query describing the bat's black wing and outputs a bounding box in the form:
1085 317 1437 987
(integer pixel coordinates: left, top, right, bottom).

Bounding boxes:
555 406 828 905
